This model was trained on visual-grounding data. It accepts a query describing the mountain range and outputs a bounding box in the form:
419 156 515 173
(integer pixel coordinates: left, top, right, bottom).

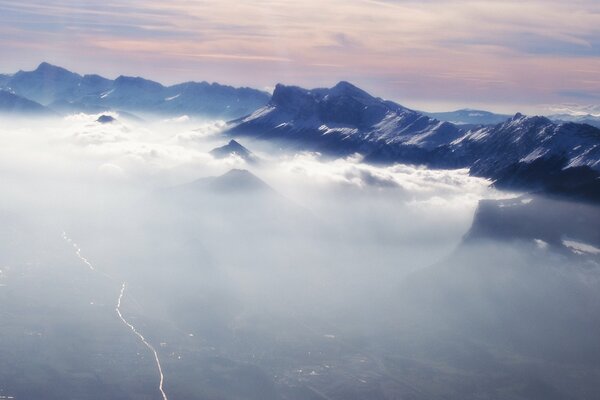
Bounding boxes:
0 62 270 119
425 108 600 129
228 81 463 158
227 82 600 202
1 62 598 201
423 109 511 127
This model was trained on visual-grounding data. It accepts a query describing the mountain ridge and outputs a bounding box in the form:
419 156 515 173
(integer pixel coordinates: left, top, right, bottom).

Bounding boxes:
229 81 463 159
0 62 270 119
227 82 600 202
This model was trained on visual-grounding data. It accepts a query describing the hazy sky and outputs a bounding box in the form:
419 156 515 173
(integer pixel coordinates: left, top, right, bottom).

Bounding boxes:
1 0 599 113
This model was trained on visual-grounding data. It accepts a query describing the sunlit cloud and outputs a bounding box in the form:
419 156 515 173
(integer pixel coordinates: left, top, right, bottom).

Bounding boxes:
0 0 599 112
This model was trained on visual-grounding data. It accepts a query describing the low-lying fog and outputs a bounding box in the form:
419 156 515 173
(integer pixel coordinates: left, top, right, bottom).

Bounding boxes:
1 113 599 400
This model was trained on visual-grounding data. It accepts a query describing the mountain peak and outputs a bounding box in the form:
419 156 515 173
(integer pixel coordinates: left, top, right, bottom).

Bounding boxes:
509 112 552 126
330 81 372 99
210 139 257 163
333 80 356 89
36 62 58 70
270 84 314 110
230 81 465 155
34 62 74 76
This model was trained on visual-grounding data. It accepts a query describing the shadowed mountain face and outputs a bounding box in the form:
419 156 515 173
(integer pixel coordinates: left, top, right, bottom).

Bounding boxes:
0 62 270 119
465 195 600 249
0 90 54 115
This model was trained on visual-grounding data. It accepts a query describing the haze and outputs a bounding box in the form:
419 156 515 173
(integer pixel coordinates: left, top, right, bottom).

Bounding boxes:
1 112 599 399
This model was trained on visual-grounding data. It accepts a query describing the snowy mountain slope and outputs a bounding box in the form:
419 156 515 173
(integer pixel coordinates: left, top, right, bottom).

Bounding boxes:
227 83 600 200
448 113 600 175
228 81 463 158
0 63 270 119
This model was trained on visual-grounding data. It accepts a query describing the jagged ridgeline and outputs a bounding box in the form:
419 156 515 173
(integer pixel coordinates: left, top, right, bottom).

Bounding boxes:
2 63 598 201
226 82 600 202
0 62 270 119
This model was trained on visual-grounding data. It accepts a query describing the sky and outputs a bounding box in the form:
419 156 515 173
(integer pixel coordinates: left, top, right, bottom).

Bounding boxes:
0 0 599 113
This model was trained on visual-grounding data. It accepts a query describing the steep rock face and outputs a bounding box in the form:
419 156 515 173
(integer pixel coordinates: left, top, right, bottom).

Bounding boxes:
465 196 600 247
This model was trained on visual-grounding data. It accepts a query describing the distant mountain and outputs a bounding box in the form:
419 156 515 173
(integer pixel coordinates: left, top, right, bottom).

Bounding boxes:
210 140 258 163
0 62 270 119
227 83 600 201
228 81 462 162
0 90 54 115
155 169 313 232
202 169 275 193
187 169 273 194
160 81 272 119
161 169 277 205
424 109 511 126
541 105 600 129
549 114 600 129
5 62 82 105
